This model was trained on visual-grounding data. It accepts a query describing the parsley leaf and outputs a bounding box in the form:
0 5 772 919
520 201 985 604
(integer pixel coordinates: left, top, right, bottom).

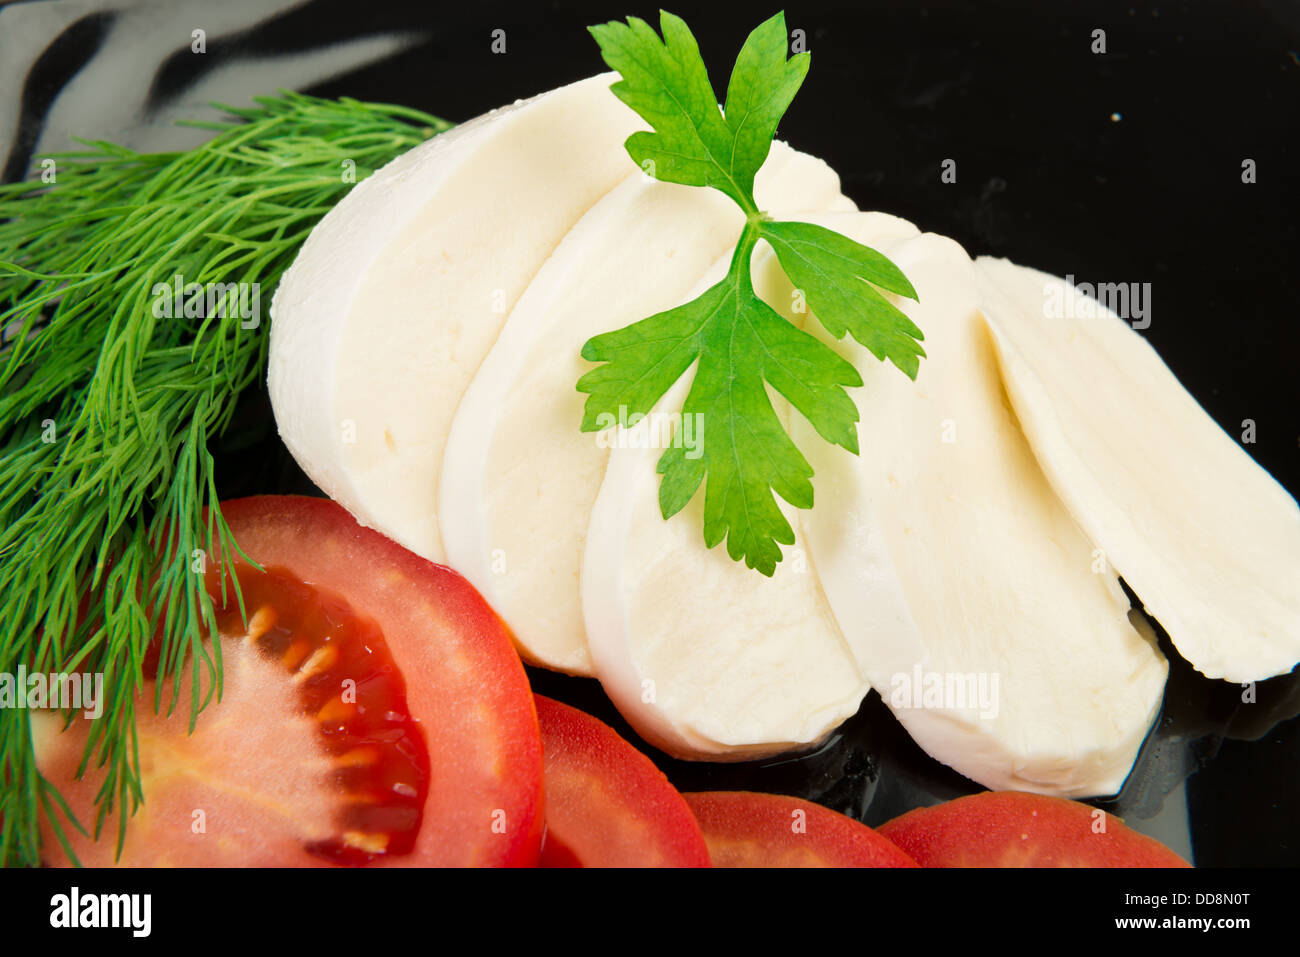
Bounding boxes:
580 234 863 574
758 220 926 378
580 10 923 575
721 13 810 202
589 11 806 212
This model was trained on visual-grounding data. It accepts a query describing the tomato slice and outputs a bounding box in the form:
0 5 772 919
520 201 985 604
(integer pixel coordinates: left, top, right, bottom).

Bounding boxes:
683 792 919 868
535 695 709 867
36 495 543 867
877 791 1191 867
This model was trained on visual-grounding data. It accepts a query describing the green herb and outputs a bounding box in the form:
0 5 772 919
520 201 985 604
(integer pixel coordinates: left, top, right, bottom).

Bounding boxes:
0 93 449 866
579 11 922 575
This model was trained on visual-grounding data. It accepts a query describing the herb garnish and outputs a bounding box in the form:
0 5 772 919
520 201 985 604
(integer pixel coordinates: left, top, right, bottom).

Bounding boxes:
579 11 923 575
0 94 448 866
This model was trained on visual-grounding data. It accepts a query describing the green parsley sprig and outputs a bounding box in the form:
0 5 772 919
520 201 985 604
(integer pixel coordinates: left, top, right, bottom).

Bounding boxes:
578 11 923 575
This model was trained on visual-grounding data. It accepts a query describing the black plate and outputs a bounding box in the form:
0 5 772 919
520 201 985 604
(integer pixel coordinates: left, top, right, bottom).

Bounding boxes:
4 0 1297 866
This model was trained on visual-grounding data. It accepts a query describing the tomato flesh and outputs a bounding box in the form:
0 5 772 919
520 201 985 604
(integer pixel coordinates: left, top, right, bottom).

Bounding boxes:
202 564 431 865
877 791 1191 867
535 695 709 868
36 496 544 867
684 791 919 868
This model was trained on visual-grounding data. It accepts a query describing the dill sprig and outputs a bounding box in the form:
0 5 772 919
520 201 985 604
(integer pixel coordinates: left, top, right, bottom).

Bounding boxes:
0 92 450 866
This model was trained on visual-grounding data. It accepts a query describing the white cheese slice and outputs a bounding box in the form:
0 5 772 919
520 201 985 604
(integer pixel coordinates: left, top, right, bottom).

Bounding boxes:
974 257 1300 682
439 142 849 675
795 226 1168 797
268 73 642 562
580 212 921 759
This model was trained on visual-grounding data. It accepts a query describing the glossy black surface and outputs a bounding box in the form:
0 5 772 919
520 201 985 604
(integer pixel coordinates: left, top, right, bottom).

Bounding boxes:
4 0 1296 866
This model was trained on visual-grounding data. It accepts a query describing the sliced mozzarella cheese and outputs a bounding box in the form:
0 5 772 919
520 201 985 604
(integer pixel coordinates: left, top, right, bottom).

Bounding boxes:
269 73 642 561
581 212 921 759
974 258 1300 682
794 226 1168 797
440 142 848 675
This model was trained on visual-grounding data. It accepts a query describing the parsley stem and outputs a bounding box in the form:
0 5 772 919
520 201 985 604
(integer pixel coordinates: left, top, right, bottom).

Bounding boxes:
729 222 761 295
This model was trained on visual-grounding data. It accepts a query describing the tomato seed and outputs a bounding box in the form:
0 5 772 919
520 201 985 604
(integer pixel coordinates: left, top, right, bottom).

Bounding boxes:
204 563 431 866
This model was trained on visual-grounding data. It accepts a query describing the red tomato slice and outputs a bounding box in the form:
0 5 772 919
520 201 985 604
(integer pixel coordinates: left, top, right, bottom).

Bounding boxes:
683 791 918 868
36 495 543 867
535 695 709 867
877 791 1191 867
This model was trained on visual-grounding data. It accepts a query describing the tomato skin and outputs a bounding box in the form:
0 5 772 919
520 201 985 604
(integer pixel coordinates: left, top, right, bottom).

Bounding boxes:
535 695 709 868
877 791 1191 868
683 792 918 868
37 495 543 867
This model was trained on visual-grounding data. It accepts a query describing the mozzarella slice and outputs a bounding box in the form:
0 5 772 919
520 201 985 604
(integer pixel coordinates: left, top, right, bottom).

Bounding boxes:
269 74 642 562
581 212 920 759
795 226 1168 797
974 258 1300 682
440 142 848 675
